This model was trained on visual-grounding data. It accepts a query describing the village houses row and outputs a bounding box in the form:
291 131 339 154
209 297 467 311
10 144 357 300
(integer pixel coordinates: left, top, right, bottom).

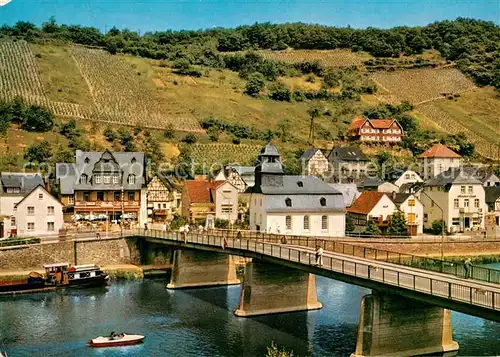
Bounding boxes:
0 142 499 238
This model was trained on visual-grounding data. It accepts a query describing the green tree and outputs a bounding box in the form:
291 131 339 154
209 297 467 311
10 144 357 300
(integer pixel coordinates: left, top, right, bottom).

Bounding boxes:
24 140 52 164
431 220 444 235
268 82 291 102
245 72 266 97
21 106 54 132
345 215 355 233
388 210 408 236
104 126 118 142
277 118 291 142
182 133 198 144
364 220 382 236
163 123 175 139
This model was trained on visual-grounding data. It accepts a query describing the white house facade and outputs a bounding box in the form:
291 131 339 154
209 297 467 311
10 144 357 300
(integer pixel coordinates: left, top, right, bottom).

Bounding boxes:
300 148 329 176
248 143 346 237
347 191 397 233
14 185 64 237
392 193 424 235
418 144 461 180
421 169 486 233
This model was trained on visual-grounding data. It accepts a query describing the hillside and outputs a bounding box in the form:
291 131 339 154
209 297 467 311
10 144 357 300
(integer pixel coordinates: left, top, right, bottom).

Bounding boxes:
0 18 499 170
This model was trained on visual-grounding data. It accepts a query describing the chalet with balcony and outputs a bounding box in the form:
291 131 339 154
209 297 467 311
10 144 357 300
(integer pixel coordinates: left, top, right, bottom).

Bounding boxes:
56 150 147 225
347 191 397 233
348 118 404 143
147 174 182 222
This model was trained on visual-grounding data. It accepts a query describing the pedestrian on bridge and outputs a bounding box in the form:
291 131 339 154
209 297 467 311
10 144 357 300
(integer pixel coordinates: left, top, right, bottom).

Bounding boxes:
464 258 472 278
162 222 167 232
315 245 323 267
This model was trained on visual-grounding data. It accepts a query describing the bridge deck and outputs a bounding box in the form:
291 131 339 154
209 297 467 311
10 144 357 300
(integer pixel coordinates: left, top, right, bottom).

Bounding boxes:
136 229 500 321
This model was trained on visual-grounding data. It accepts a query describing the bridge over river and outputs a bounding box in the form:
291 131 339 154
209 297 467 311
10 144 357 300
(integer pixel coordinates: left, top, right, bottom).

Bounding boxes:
130 229 500 357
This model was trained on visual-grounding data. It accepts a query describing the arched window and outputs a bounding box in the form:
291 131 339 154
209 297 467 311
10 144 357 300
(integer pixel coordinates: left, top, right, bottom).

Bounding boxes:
320 197 326 206
131 157 136 163
321 215 328 230
285 198 292 207
84 157 90 164
285 215 292 230
303 215 310 230
128 174 136 184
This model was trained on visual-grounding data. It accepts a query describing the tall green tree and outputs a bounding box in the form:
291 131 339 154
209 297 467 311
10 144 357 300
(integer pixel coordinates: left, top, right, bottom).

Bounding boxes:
388 210 408 236
245 72 266 97
345 215 355 233
364 220 382 236
24 140 52 164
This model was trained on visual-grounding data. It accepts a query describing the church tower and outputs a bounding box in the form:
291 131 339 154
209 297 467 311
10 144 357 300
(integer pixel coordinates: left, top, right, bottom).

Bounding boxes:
254 142 284 191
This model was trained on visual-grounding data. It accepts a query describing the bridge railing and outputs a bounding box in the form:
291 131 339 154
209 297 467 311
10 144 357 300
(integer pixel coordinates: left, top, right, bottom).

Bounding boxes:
138 229 500 315
195 229 500 284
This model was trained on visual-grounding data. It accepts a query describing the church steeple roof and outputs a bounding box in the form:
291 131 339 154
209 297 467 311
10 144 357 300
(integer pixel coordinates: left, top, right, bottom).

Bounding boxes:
256 142 284 175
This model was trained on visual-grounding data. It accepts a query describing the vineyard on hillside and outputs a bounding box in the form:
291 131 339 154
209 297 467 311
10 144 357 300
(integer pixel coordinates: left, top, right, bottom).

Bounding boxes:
371 67 476 105
416 103 497 159
189 143 261 167
250 49 370 68
69 46 201 131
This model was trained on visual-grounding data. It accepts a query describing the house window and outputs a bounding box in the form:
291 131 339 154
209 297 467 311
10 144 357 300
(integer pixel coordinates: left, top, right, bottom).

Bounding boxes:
27 222 35 231
83 192 90 201
285 198 292 207
80 174 88 184
128 192 135 201
114 192 121 201
128 175 136 184
320 197 326 207
95 176 102 184
47 206 54 215
10 217 15 226
103 176 111 184
84 157 90 164
97 192 104 201
131 157 136 163
68 196 74 204
321 215 328 230
408 199 415 207
405 174 410 179
113 176 120 184
27 206 34 215
454 199 459 209
285 215 292 230
468 186 473 194
452 217 460 225
464 199 469 208
461 186 466 194
474 199 480 208
47 222 55 232
38 193 43 200
303 216 310 230
221 205 233 214
407 213 416 224
424 213 428 223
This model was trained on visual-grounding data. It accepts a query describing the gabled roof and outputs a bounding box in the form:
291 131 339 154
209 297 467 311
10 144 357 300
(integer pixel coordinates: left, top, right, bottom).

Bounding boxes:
358 177 385 188
391 193 411 205
461 167 500 184
328 146 369 162
485 187 500 205
300 148 322 161
0 172 44 194
14 184 62 208
328 183 360 207
349 118 401 131
347 191 387 215
250 176 341 195
399 182 425 194
418 144 461 159
185 180 227 204
425 168 482 187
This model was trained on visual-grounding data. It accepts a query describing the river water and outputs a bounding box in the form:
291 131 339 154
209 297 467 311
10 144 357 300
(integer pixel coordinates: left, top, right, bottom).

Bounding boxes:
0 273 499 356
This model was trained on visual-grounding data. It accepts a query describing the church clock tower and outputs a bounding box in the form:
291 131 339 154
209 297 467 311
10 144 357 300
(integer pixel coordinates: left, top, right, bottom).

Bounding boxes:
254 142 284 192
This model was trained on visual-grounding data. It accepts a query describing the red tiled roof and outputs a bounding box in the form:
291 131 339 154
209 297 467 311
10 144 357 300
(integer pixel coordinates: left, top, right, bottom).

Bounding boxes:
185 180 226 203
370 119 395 129
347 191 386 215
418 144 461 158
349 118 365 130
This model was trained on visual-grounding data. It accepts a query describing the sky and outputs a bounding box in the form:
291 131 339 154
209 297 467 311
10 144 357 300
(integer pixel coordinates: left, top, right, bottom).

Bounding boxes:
0 0 498 33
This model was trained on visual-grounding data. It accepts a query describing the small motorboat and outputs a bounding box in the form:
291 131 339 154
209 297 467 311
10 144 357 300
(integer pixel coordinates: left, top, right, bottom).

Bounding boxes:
88 332 145 347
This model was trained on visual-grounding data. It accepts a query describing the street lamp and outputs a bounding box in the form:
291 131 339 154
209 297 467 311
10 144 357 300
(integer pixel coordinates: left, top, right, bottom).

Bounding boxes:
121 185 124 237
414 184 445 260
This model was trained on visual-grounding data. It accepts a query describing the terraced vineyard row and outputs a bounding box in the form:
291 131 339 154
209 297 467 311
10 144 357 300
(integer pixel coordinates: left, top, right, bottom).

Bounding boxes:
233 49 369 68
189 144 261 166
371 67 476 105
416 103 497 159
69 46 201 131
0 40 46 98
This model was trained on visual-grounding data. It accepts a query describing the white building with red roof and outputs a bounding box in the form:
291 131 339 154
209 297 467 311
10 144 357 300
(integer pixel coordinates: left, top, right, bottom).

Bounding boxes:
418 144 462 180
348 118 404 143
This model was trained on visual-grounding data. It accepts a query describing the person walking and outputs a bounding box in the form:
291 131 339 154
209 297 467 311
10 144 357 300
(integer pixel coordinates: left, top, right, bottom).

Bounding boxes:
162 222 167 232
315 245 323 266
464 258 472 279
144 223 148 231
184 224 190 243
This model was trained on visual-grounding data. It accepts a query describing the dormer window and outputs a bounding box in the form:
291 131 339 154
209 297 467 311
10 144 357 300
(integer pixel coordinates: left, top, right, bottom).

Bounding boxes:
320 197 326 207
84 157 90 164
285 198 292 207
95 175 102 184
131 157 136 164
80 174 88 184
297 181 303 187
128 174 136 184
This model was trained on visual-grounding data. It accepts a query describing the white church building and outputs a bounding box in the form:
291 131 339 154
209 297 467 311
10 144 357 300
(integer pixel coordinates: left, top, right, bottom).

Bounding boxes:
248 143 346 237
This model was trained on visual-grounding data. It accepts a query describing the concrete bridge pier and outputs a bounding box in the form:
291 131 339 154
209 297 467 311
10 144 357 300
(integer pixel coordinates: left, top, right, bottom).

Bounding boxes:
234 261 322 317
352 293 459 357
167 249 240 289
